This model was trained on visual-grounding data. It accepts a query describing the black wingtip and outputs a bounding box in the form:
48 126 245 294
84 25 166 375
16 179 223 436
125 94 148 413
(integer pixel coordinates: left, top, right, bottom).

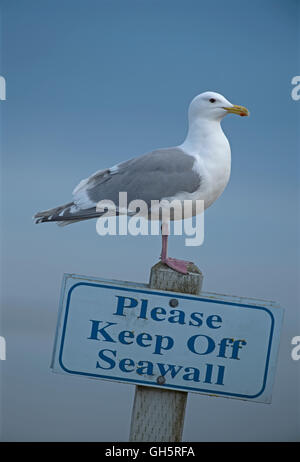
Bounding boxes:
33 214 53 224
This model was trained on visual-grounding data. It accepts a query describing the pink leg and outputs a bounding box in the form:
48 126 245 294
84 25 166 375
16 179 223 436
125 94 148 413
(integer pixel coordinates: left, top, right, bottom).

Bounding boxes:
160 224 193 274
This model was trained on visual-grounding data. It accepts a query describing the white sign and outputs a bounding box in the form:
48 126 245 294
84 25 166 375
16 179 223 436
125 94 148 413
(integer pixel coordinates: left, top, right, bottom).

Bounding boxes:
51 273 284 403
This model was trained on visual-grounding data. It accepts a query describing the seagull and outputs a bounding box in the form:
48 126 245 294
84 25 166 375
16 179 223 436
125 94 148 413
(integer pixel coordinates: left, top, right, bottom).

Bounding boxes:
34 91 249 274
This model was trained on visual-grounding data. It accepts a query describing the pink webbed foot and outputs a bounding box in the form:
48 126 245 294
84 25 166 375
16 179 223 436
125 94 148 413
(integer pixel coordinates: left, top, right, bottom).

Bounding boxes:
161 256 193 274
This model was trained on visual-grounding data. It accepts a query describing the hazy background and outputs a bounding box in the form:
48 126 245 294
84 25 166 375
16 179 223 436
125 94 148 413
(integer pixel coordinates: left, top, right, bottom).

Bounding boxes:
0 0 299 441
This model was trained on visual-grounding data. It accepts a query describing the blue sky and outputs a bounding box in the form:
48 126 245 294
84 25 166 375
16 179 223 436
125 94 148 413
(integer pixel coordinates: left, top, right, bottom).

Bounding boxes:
0 0 299 441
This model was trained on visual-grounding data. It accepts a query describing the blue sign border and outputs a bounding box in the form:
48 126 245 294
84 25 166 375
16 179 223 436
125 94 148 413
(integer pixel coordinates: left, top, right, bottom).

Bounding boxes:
58 282 275 399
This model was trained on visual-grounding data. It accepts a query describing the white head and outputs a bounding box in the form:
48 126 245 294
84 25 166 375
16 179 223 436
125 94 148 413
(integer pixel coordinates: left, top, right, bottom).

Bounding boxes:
188 91 249 122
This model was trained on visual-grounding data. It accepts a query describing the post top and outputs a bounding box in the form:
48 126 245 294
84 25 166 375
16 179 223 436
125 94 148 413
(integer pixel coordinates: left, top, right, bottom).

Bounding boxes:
149 261 203 295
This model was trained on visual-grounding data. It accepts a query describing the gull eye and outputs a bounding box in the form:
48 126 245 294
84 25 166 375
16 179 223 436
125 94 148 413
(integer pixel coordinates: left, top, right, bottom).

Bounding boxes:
209 98 216 103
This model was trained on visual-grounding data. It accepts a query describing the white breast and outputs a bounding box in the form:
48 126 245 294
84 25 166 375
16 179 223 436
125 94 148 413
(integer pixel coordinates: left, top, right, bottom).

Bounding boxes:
179 126 231 212
192 148 231 209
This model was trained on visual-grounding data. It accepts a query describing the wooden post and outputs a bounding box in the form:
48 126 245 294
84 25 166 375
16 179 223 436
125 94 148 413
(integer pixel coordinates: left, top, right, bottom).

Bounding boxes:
129 261 203 442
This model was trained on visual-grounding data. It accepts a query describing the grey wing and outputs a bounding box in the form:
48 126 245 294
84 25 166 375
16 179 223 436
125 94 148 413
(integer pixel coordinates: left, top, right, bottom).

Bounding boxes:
34 147 201 224
75 147 201 208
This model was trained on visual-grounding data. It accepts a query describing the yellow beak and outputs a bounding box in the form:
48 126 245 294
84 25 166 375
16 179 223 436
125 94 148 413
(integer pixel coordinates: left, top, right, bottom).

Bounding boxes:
223 104 249 117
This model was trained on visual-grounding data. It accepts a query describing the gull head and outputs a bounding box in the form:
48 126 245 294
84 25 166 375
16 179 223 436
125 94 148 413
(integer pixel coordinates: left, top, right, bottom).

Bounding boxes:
188 91 249 122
